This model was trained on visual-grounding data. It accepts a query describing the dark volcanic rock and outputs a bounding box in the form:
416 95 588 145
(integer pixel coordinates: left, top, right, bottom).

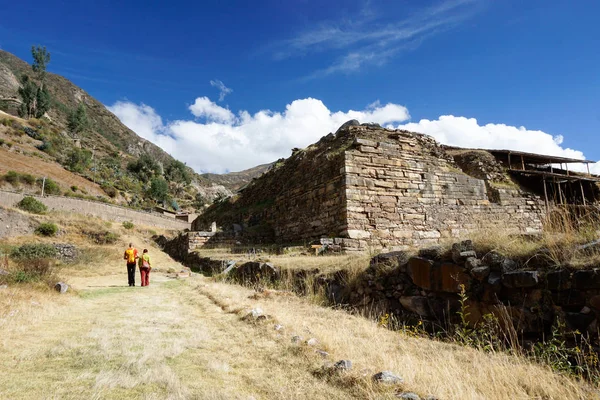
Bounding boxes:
546 269 571 291
502 271 539 288
573 269 600 289
470 266 490 281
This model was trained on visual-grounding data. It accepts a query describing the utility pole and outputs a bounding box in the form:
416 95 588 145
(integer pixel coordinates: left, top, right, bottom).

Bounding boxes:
91 145 96 184
41 176 46 197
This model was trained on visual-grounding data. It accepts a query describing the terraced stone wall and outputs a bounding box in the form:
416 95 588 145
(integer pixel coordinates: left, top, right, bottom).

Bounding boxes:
341 127 545 251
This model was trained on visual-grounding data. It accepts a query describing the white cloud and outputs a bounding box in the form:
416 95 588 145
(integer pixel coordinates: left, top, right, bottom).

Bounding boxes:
189 96 235 123
109 97 409 173
210 79 233 101
397 116 600 173
108 96 600 175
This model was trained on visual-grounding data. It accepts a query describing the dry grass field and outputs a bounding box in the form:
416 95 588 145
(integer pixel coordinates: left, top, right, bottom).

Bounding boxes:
0 218 598 399
1 209 600 399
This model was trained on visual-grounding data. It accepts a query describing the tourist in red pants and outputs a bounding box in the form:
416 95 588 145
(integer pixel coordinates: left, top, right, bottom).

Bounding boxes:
138 249 152 287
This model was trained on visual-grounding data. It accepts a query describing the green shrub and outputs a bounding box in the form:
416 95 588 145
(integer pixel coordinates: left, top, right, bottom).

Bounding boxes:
122 221 134 230
65 148 92 173
10 243 57 260
22 174 36 185
70 185 78 192
17 196 47 214
35 222 58 236
37 177 60 195
101 183 118 198
84 230 120 245
45 178 61 195
4 170 19 185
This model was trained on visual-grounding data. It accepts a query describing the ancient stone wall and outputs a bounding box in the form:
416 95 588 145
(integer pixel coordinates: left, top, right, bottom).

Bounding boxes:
341 128 545 251
347 242 600 339
194 125 547 252
0 190 190 230
194 132 352 243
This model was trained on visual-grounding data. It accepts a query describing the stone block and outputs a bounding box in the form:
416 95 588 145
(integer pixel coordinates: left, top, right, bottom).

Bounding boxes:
400 296 432 317
546 270 571 291
487 272 502 292
564 312 595 332
355 138 378 147
439 262 471 293
552 290 586 307
347 230 371 239
416 231 440 239
408 257 470 293
589 295 600 310
502 271 539 288
375 180 394 188
470 266 490 281
418 246 444 260
407 257 434 290
573 269 600 289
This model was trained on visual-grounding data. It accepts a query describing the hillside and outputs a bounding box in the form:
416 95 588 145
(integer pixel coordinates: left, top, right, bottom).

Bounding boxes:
0 49 251 210
201 162 273 191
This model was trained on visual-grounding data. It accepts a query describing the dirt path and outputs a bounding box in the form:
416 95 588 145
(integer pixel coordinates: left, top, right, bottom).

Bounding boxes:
0 271 354 400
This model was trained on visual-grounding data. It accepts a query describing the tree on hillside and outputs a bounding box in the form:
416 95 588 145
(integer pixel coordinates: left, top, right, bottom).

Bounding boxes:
68 103 88 136
147 177 169 203
66 148 92 173
127 154 162 182
35 85 51 118
165 160 191 185
17 75 37 118
17 46 52 119
31 45 51 83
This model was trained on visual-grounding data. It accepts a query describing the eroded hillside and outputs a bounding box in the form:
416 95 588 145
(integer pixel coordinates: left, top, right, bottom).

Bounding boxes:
0 50 269 210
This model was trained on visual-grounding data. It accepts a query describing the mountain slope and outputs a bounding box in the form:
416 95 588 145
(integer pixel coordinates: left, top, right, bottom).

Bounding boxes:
0 49 250 209
201 162 273 191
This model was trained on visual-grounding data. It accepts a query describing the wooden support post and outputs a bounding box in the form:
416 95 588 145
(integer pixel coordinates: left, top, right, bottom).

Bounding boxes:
558 181 564 205
580 180 587 206
543 178 549 211
587 163 591 176
566 163 569 176
508 153 512 169
521 155 525 170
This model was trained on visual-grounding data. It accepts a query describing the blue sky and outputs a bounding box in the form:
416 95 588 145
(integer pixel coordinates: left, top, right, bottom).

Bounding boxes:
1 0 599 173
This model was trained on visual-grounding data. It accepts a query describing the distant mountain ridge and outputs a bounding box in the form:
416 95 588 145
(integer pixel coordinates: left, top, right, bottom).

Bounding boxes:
201 163 273 191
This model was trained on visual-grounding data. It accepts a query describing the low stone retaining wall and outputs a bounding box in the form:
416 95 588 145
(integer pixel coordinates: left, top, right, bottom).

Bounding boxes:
0 191 190 230
162 238 600 344
349 241 600 340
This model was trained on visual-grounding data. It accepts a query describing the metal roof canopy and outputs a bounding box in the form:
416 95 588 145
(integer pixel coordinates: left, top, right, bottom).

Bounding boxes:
487 149 595 165
508 169 600 183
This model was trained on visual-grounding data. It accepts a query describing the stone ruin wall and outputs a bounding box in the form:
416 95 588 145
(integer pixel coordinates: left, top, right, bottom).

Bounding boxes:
194 125 547 252
341 128 546 251
193 133 351 244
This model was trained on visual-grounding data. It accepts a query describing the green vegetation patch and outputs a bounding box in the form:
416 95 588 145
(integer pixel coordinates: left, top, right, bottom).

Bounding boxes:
10 243 57 260
83 229 120 245
17 196 47 214
35 222 58 236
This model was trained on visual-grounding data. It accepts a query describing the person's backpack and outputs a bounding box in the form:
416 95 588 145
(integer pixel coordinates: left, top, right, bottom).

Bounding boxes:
142 255 150 269
125 248 136 263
